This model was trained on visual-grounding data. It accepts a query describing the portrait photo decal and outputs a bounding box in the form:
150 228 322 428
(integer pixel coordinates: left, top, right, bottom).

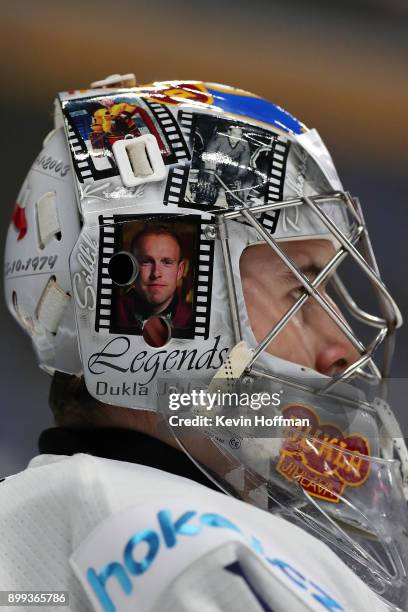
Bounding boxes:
186 115 284 209
102 215 202 345
165 113 289 238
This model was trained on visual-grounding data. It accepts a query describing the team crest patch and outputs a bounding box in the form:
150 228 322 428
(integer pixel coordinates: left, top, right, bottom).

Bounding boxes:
277 404 371 503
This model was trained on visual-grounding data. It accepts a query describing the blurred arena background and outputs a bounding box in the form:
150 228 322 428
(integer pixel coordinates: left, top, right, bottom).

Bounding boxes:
1 0 407 474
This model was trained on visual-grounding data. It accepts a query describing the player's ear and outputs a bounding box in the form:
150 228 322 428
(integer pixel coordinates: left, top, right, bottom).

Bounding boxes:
177 259 185 280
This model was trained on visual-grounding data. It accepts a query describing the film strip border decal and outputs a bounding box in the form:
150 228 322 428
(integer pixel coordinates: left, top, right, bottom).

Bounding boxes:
145 101 191 164
95 215 214 339
195 222 215 339
259 136 289 234
95 215 115 332
164 164 190 206
179 110 194 142
66 123 93 183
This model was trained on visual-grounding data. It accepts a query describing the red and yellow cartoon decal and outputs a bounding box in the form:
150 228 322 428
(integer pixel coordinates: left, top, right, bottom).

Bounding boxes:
277 404 371 503
137 82 213 106
89 102 167 155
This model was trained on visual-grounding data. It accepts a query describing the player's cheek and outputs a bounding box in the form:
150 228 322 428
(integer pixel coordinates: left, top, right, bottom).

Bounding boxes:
139 269 150 284
284 319 317 366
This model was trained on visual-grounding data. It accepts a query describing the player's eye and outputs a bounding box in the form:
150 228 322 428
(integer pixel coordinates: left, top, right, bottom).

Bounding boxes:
163 258 176 265
289 278 329 305
289 286 304 302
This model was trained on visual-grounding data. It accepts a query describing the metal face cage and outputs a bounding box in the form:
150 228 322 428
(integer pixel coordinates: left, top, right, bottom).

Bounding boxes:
218 191 402 391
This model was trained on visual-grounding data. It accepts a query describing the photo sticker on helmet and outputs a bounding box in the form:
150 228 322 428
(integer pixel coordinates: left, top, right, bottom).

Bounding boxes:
164 113 289 224
61 93 190 183
95 214 214 341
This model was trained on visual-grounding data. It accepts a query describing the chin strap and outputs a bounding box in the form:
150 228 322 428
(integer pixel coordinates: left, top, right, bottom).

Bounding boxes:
373 396 408 501
208 340 254 392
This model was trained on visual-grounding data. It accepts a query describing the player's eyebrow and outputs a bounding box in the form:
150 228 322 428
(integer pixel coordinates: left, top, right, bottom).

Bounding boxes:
300 264 324 278
280 263 324 285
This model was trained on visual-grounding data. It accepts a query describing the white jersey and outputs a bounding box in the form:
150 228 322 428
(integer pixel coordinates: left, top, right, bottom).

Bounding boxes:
0 453 388 612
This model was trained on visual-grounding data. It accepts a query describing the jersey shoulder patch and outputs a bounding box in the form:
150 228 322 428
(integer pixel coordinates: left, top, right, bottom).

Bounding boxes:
70 497 347 612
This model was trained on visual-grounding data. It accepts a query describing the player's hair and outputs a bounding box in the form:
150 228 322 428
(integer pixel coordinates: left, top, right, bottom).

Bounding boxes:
48 372 106 427
48 372 162 434
130 224 183 260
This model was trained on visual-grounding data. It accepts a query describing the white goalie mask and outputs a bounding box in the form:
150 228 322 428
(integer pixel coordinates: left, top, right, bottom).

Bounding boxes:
4 77 408 609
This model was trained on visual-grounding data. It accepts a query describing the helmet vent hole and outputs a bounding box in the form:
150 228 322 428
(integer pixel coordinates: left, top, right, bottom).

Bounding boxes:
108 252 138 286
142 316 171 348
11 290 18 314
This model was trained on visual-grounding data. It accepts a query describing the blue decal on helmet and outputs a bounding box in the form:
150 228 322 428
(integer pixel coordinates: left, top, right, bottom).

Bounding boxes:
206 86 304 135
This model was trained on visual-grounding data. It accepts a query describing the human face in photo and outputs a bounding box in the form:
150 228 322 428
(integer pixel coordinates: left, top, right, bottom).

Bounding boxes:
227 125 243 146
134 233 185 313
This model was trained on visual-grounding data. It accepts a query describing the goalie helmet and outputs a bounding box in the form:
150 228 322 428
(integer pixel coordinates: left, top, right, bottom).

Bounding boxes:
4 75 408 609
